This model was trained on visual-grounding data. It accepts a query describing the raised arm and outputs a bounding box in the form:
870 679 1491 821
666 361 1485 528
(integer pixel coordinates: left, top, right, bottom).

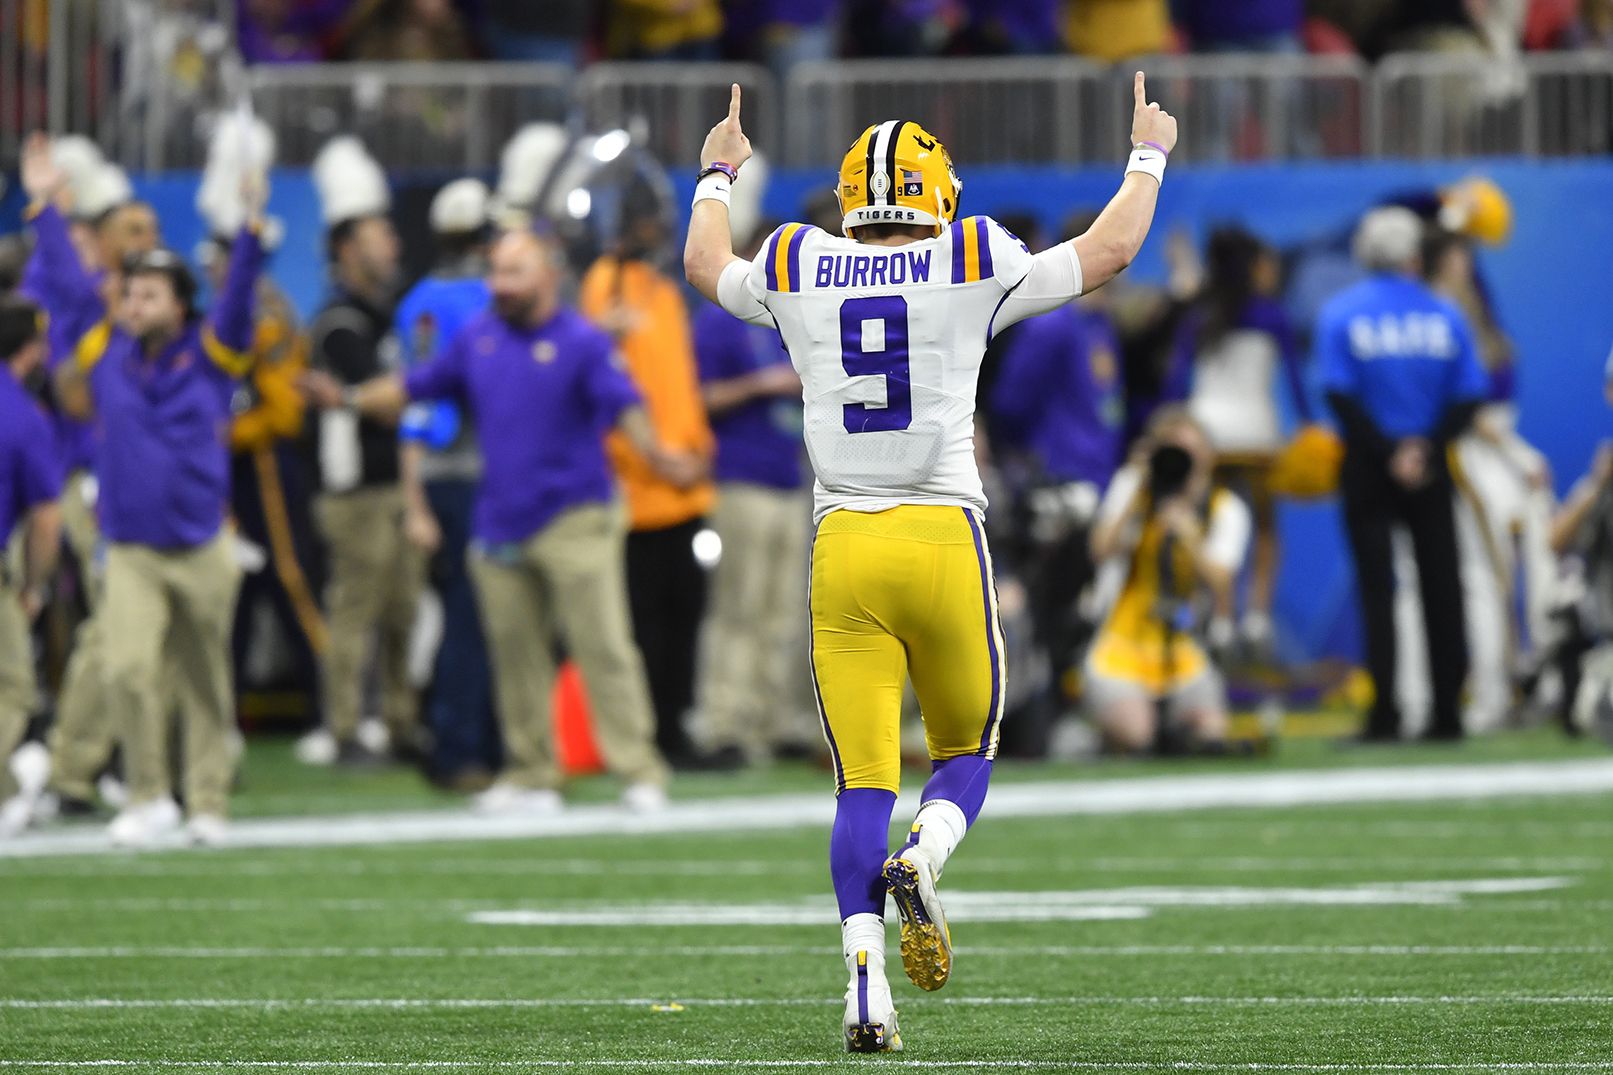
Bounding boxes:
683 84 754 304
20 133 105 335
202 178 270 377
202 228 267 373
1070 72 1178 292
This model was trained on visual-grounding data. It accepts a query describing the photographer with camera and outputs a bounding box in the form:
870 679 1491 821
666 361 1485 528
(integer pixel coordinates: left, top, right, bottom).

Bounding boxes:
1084 407 1250 754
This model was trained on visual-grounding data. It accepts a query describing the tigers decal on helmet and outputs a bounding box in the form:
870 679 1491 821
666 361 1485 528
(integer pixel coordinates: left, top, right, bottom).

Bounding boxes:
836 120 961 237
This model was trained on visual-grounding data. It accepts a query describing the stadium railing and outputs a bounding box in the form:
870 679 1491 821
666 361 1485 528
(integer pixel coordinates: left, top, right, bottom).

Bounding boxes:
246 62 574 171
1372 50 1613 158
785 55 1371 166
578 62 779 169
9 48 1613 174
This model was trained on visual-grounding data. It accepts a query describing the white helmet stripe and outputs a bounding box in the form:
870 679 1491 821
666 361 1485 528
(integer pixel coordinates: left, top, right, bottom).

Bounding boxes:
867 121 898 207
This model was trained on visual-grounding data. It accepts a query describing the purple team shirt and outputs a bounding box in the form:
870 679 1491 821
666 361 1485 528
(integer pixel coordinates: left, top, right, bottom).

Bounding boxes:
692 304 802 491
404 307 642 546
991 304 1124 487
19 211 101 474
27 206 262 549
0 370 64 544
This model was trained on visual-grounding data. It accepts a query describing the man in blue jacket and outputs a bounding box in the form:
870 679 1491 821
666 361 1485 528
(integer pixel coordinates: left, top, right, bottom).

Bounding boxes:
25 133 267 846
1319 207 1489 742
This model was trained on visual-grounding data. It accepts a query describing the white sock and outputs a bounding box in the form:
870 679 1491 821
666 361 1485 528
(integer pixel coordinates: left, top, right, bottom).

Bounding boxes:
841 912 886 975
909 799 969 877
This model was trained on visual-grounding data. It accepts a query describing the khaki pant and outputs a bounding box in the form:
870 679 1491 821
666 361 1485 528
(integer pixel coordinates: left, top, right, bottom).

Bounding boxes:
468 501 668 791
0 572 34 802
696 483 812 754
47 470 116 801
315 486 424 744
103 532 241 816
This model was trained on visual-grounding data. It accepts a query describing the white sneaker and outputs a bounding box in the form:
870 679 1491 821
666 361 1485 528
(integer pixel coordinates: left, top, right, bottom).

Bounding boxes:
355 718 391 756
186 814 229 847
472 783 563 817
97 774 128 809
0 794 34 838
29 792 60 825
883 845 953 992
9 741 50 797
842 950 902 1053
294 729 338 766
108 798 182 848
621 782 668 813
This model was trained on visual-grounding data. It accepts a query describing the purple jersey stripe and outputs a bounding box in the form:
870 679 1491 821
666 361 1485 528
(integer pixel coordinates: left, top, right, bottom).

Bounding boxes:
785 224 809 293
764 227 783 292
963 509 1002 755
974 217 994 281
950 219 967 284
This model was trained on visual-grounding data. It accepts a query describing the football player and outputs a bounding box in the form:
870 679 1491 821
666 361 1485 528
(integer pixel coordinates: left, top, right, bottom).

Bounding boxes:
684 75 1177 1052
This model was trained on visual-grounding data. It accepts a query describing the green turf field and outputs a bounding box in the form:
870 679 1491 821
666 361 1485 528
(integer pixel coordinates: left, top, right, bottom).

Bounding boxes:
3 730 1611 1072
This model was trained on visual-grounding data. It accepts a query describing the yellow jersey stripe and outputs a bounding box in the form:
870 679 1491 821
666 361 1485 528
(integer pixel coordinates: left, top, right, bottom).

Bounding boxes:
201 325 254 378
73 319 113 373
961 216 983 282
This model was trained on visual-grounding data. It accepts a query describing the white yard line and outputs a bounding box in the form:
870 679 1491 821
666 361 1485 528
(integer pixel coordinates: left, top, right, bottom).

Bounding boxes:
3 1058 1613 1065
0 943 1600 960
4 758 1612 858
3 1063 1613 1072
3 995 1612 1011
9 876 1577 922
5 854 1601 879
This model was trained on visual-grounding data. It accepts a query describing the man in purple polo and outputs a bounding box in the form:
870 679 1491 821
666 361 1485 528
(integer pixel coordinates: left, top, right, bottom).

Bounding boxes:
24 134 267 847
302 228 687 813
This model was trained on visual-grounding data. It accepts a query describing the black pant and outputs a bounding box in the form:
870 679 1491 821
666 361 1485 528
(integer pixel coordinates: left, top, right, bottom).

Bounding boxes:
1341 456 1468 738
625 517 709 761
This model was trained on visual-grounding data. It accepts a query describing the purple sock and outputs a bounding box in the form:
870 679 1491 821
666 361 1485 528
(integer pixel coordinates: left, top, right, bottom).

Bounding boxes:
830 788 897 920
918 754 994 826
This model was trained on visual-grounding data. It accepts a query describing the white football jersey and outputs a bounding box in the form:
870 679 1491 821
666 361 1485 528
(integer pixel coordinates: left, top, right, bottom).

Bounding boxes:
718 216 1072 522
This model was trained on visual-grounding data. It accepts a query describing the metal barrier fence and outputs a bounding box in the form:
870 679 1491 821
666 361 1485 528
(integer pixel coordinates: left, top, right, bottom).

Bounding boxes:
0 0 234 171
8 49 1613 174
247 63 573 172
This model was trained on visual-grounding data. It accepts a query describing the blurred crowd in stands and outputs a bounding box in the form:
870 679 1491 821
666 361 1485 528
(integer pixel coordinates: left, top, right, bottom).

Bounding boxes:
0 107 1610 846
235 0 1613 69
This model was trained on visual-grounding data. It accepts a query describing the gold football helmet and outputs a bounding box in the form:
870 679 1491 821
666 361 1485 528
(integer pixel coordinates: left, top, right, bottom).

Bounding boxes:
836 120 961 237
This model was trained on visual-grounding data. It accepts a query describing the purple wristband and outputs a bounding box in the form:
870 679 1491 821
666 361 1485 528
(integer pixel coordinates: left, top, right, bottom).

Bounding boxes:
1136 140 1169 157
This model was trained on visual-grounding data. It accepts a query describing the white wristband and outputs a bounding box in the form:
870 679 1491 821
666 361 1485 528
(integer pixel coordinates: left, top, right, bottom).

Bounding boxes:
693 173 731 209
1125 146 1167 185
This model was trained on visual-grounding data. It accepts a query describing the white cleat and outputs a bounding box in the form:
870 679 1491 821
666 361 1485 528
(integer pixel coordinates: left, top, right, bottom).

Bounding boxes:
842 950 902 1053
107 797 182 848
0 794 34 838
621 782 668 813
884 845 953 991
185 814 230 847
472 783 563 817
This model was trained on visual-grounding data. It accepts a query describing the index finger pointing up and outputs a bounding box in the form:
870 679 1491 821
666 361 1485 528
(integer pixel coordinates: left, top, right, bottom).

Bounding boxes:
1134 71 1148 107
728 83 742 125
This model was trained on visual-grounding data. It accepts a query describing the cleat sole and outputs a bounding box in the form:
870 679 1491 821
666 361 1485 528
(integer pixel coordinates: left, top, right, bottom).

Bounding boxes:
884 857 952 992
845 1022 901 1053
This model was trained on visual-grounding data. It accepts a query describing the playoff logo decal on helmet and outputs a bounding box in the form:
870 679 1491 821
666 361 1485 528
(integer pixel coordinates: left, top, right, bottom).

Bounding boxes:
836 120 961 237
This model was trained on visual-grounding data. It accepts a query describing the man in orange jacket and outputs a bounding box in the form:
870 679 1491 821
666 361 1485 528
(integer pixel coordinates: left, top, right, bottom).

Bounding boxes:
581 207 719 768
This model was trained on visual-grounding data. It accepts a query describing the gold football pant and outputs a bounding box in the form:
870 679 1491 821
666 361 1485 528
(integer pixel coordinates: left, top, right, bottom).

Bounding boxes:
809 505 1005 794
